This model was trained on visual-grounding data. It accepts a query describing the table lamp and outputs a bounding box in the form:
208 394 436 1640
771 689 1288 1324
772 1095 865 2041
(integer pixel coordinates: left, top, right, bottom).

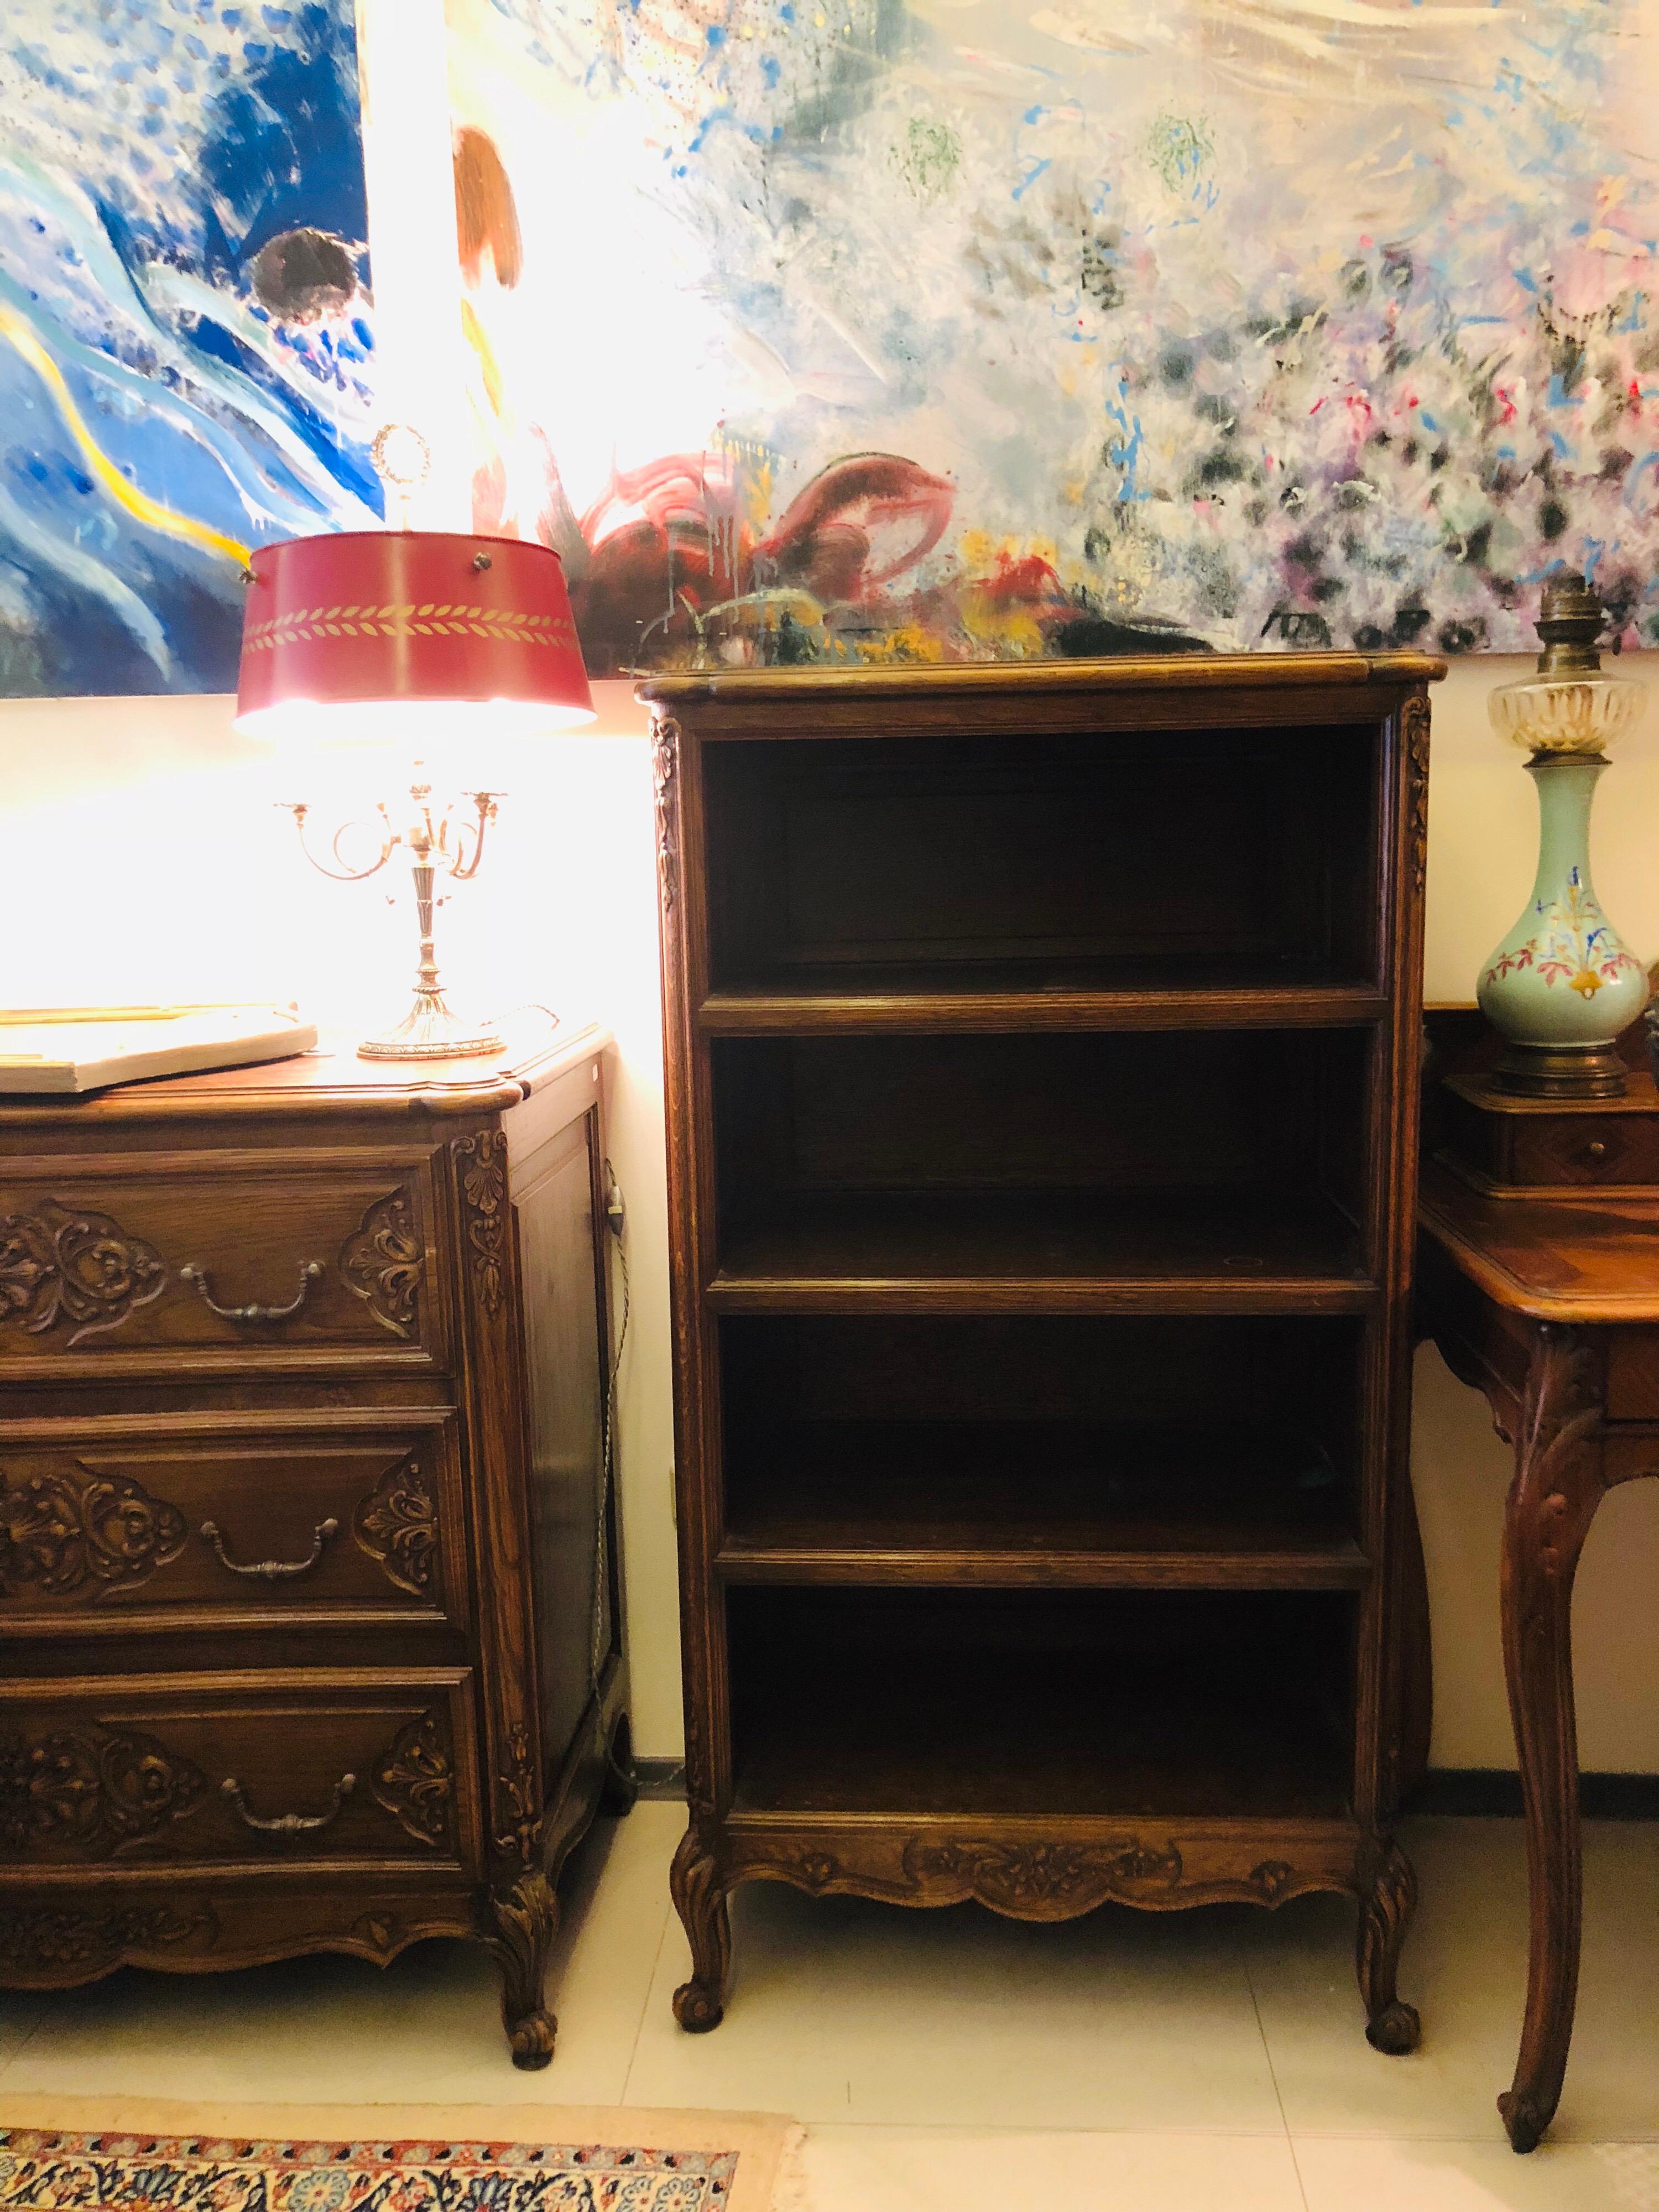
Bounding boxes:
236 528 594 1059
1478 577 1647 1098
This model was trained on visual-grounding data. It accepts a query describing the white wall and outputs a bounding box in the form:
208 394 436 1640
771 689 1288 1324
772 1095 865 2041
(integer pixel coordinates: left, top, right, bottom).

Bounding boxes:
5 659 1659 1766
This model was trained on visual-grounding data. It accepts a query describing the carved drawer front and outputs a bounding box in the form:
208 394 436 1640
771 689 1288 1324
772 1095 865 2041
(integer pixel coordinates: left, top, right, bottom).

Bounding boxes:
0 1163 440 1376
0 1670 482 1875
0 1416 464 1634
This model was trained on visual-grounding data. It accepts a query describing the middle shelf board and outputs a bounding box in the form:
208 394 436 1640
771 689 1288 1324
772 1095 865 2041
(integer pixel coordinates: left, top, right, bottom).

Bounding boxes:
708 1189 1376 1314
717 1417 1367 1590
698 966 1389 1035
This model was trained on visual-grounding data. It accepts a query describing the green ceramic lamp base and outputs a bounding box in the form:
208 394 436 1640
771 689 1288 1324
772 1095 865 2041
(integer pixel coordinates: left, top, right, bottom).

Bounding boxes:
1489 1040 1629 1101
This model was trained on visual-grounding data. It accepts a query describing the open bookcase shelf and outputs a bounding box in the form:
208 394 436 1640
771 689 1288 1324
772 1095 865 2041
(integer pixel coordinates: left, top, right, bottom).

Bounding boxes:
727 1589 1355 1820
648 652 1439 2044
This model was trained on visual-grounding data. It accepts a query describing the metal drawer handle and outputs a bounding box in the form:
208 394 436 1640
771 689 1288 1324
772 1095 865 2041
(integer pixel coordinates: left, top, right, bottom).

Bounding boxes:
222 1772 356 1835
180 1259 324 1324
200 1515 338 1580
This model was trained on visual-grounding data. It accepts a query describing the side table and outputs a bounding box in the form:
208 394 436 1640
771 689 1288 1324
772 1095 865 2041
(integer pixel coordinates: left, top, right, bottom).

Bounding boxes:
1418 1063 1659 2151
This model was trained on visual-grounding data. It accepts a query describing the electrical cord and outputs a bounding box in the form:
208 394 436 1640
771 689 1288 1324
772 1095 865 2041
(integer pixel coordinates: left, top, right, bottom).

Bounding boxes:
593 1157 634 1801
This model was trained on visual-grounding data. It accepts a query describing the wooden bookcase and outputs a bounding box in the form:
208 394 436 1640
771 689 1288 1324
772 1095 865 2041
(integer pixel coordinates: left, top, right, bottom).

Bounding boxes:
643 654 1442 2047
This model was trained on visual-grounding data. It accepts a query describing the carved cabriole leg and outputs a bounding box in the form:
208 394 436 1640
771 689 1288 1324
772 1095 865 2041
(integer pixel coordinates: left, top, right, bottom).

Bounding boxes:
1357 1838 1421 2053
670 1823 731 2032
1499 1325 1605 2154
485 1867 560 2069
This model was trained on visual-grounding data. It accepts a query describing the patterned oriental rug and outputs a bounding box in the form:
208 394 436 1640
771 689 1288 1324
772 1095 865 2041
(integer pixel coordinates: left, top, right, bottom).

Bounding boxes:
0 2099 797 2212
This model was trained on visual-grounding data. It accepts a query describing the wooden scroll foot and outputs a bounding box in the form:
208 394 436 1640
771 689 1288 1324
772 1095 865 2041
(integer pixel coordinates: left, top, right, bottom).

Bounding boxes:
1357 1840 1421 2054
670 1824 730 2033
1499 1326 1605 2152
486 1867 560 2069
1498 2089 1551 2157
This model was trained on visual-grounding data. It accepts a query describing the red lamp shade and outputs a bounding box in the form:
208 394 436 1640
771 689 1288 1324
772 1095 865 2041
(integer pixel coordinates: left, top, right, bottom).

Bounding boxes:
234 529 594 741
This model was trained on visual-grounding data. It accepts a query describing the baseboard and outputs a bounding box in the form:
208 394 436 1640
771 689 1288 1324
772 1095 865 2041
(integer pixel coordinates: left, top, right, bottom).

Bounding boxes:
630 1757 686 1801
1410 1769 1659 1819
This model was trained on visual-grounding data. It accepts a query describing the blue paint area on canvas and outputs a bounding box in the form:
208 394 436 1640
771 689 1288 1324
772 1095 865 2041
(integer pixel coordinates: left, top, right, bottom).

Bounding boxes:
0 1 379 696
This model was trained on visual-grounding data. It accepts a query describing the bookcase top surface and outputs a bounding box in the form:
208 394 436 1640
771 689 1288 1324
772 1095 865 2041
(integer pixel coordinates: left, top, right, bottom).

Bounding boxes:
636 649 1446 706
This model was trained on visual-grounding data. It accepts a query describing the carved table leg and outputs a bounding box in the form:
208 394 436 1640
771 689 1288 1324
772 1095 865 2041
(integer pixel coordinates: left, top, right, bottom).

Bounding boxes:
1357 1839 1421 2053
486 1867 560 2069
670 1823 731 2032
1499 1326 1605 2153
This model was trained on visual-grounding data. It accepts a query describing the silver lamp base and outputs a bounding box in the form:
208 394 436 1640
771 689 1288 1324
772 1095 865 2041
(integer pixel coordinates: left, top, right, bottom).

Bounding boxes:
358 988 504 1061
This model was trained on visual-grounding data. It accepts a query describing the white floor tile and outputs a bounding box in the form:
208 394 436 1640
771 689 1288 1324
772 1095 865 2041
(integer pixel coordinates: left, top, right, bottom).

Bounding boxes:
1295 2135 1659 2211
1248 1818 1659 2145
624 1875 1285 2131
0 1994 46 2079
789 2125 1308 2212
1 1802 676 2107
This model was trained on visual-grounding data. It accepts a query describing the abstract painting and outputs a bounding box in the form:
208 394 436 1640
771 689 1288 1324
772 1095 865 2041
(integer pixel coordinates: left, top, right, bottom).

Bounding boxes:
0 1 379 696
446 0 1659 674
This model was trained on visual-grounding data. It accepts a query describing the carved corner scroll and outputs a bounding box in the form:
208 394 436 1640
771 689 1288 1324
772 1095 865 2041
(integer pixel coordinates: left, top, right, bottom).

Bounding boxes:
352 1455 437 1595
370 1710 453 1848
451 1130 508 1319
0 1201 166 1347
650 713 680 912
0 1463 187 1601
339 1188 422 1339
0 1724 208 1859
1402 693 1431 896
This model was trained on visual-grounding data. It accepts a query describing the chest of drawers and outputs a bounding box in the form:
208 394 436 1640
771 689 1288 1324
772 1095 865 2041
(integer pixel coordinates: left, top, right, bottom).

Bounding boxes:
0 1024 629 2068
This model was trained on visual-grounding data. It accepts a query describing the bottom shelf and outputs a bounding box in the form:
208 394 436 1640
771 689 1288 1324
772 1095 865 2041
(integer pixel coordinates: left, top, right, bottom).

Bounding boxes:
728 1588 1354 1821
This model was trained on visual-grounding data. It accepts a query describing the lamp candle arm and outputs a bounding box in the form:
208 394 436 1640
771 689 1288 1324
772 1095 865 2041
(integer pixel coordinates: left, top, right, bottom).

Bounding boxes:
280 777 507 1062
280 800 399 884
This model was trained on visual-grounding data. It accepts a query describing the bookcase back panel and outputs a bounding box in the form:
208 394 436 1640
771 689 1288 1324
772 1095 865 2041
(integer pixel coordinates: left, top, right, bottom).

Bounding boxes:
713 1031 1371 1206
719 1314 1364 1554
703 726 1381 990
727 1585 1357 1818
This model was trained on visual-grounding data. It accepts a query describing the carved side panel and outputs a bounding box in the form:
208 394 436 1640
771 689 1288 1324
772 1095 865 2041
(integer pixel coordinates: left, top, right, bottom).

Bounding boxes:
1402 693 1431 896
451 1131 508 1319
0 1724 208 1858
351 1455 437 1595
0 1202 166 1347
339 1189 422 1339
651 713 680 911
369 1710 453 1849
0 1463 187 1600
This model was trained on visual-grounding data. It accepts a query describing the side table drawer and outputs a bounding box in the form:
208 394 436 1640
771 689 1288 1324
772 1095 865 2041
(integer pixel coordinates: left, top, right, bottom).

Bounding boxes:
0 1162 441 1376
0 1670 482 1874
0 1414 465 1634
1509 1118 1659 1190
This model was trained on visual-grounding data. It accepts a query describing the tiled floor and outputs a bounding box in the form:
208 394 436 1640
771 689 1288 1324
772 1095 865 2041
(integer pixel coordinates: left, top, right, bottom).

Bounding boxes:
2 1807 1657 2208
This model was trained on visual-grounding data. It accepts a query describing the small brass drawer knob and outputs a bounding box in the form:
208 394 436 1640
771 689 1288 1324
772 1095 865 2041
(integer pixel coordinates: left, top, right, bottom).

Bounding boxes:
1585 1140 1608 1161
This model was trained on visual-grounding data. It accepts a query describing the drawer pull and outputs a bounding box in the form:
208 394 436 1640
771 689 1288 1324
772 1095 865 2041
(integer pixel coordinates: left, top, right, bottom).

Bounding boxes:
222 1771 356 1835
200 1515 339 1580
180 1259 324 1325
